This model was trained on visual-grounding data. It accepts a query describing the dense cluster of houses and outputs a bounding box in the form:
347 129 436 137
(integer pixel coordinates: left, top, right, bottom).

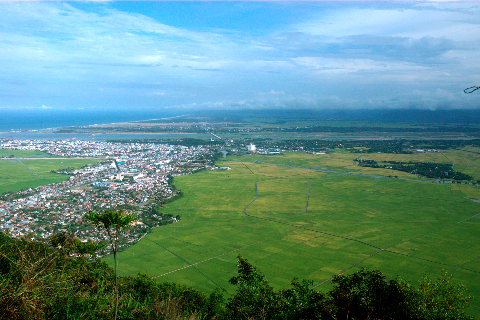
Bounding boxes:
0 139 215 246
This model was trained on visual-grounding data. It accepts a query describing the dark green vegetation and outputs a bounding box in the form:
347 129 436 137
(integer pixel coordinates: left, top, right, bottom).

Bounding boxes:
356 159 473 180
111 150 480 317
0 231 473 319
141 206 181 228
0 148 103 195
0 231 222 320
226 256 472 320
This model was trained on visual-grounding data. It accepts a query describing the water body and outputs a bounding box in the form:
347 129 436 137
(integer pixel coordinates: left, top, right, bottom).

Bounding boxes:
0 108 182 132
3 108 479 141
0 131 212 141
1 108 194 140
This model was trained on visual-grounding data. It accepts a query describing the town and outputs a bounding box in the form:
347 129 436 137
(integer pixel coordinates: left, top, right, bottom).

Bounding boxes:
0 139 219 252
1 136 477 255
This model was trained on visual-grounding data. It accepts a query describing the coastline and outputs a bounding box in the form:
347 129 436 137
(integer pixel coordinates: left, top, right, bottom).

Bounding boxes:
0 108 187 133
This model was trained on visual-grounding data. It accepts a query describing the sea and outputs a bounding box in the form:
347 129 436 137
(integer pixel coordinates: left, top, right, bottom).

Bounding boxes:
1 108 186 141
1 108 479 141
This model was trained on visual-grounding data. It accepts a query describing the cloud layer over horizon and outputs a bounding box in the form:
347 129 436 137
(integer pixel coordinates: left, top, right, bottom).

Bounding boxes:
1 1 479 111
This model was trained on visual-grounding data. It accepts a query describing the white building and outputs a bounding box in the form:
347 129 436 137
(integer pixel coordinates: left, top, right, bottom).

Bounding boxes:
247 144 256 153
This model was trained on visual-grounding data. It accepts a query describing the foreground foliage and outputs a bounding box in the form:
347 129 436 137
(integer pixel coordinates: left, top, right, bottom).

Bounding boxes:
85 210 138 320
0 233 473 319
0 232 220 320
226 256 473 320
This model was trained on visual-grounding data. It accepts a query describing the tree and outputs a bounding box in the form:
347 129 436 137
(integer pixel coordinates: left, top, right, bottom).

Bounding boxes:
85 210 136 320
277 278 331 320
329 268 473 320
227 255 333 320
50 231 104 257
329 268 413 320
414 271 472 320
227 255 276 320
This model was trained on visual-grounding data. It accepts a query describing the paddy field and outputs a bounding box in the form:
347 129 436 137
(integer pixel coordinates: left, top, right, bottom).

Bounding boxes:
108 150 480 316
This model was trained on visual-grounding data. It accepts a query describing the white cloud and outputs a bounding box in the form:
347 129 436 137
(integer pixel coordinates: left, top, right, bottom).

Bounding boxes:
292 56 428 75
294 3 480 41
0 2 240 72
258 90 285 95
1 1 479 111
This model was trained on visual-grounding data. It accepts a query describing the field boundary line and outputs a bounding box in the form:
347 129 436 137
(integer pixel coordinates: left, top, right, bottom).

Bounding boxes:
249 214 382 249
147 237 223 287
243 182 258 214
245 212 382 250
12 157 43 179
385 212 480 250
313 210 480 287
241 162 255 174
313 245 480 290
153 229 292 279
383 249 480 275
245 180 480 286
250 160 435 184
136 231 148 242
305 183 311 212
312 249 384 288
243 180 382 250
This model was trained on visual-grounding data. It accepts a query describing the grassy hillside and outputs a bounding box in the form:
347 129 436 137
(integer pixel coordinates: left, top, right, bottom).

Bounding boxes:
110 151 480 316
1 231 472 319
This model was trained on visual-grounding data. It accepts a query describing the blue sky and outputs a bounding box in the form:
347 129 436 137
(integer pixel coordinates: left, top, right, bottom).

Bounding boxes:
1 1 479 111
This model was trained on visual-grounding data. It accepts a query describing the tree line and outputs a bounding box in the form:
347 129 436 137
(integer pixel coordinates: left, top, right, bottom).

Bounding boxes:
355 159 473 181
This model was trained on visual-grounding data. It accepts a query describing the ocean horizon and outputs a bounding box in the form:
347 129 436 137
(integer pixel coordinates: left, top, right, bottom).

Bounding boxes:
2 108 480 141
1 108 182 133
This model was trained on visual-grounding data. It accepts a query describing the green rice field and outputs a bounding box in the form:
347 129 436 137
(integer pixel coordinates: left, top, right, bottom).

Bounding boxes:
0 149 103 194
109 150 480 317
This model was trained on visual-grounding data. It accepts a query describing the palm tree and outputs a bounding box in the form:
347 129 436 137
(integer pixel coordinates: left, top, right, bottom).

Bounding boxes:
85 210 136 320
